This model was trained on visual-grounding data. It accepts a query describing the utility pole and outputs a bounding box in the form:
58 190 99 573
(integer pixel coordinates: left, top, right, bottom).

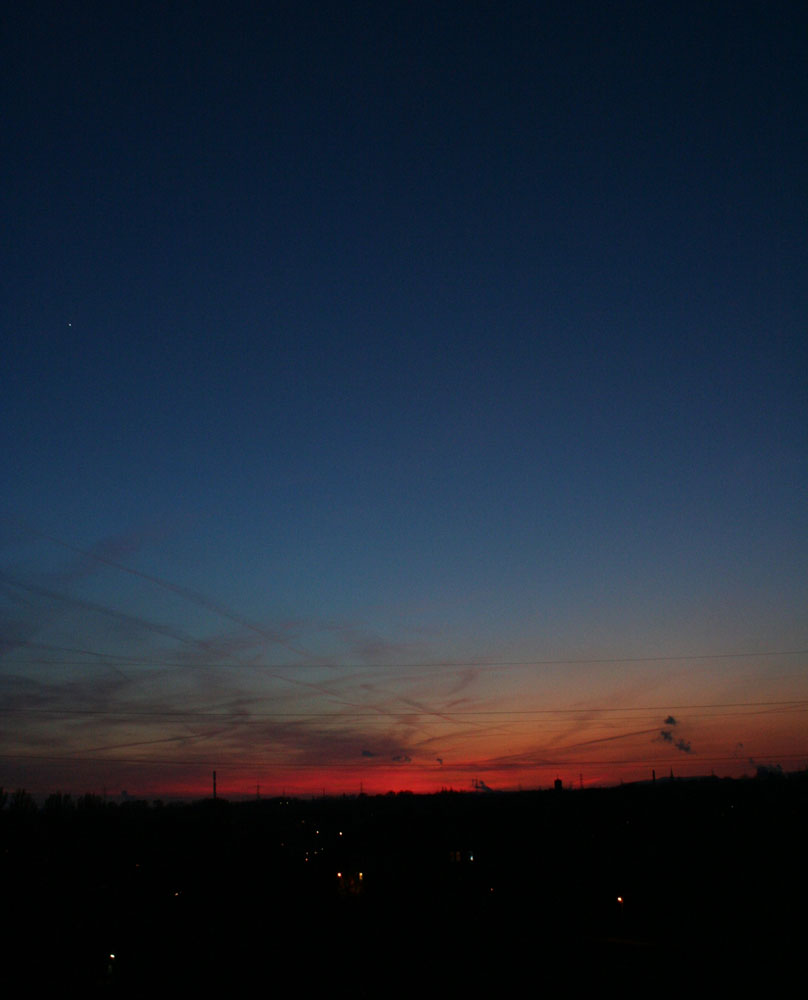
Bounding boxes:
213 770 217 800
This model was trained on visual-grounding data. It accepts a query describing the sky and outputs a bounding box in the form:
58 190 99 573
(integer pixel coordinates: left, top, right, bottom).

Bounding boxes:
2 1 807 799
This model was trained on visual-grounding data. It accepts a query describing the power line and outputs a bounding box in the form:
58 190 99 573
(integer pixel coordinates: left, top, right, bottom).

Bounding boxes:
2 699 807 720
8 641 808 672
0 750 805 769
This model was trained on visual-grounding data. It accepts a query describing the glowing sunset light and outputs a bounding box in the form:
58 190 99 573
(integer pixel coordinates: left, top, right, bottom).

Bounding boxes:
2 3 806 800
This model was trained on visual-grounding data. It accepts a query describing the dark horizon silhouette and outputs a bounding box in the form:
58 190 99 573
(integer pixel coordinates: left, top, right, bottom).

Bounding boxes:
3 770 805 992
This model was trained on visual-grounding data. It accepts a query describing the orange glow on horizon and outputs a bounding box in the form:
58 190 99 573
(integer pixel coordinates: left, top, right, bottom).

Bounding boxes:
92 753 796 803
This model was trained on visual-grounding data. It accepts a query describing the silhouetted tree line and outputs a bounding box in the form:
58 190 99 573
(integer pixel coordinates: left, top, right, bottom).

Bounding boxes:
2 772 806 994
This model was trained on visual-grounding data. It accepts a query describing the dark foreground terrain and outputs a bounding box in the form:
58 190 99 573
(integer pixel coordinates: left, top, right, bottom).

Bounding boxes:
2 773 806 995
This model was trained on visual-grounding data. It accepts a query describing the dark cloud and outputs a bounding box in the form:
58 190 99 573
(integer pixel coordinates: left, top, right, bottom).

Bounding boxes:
361 749 377 757
657 716 690 751
392 754 412 763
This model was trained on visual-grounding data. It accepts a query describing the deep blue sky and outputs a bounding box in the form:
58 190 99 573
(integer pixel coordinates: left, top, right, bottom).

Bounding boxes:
2 2 806 796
